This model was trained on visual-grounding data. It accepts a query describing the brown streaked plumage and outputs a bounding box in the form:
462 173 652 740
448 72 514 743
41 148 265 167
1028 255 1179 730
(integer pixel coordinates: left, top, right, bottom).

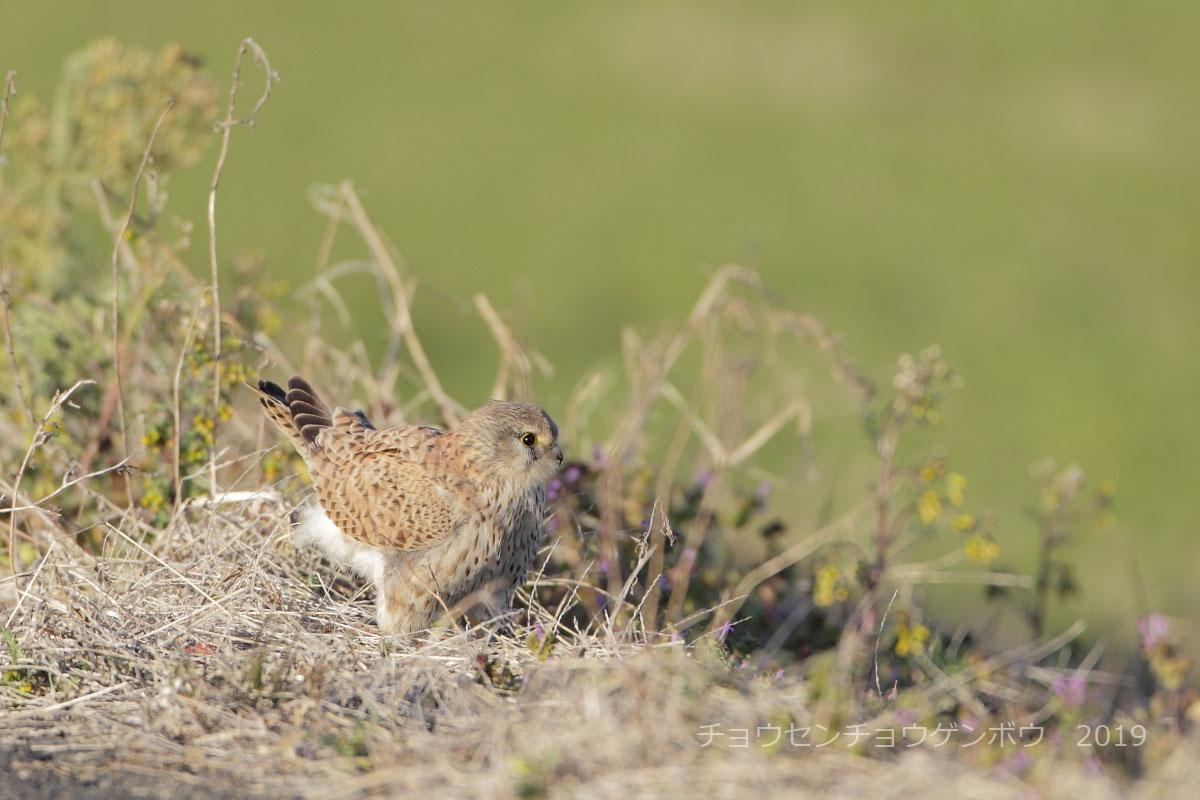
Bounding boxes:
256 376 562 634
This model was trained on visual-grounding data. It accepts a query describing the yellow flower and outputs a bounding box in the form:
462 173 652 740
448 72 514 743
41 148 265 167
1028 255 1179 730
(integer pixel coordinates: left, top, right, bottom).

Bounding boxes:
964 535 999 564
918 460 943 484
918 490 943 525
225 362 248 385
894 623 930 657
1098 480 1116 499
813 565 840 608
950 513 976 532
1150 653 1191 692
140 487 166 512
946 473 966 507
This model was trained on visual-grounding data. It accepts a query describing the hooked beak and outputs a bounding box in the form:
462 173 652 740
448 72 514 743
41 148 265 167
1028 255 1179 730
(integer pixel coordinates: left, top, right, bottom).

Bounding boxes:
551 443 563 466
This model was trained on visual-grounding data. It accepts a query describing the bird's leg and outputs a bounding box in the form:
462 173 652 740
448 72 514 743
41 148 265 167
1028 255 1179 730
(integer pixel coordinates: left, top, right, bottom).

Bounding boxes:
377 556 437 635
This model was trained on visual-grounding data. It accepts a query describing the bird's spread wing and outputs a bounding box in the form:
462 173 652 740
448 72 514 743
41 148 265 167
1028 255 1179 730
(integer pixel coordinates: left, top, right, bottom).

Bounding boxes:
309 428 459 551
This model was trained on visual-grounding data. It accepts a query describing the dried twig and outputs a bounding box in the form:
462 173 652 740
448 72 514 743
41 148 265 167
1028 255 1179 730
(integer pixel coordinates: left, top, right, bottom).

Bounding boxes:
873 589 899 701
6 379 96 582
474 293 544 401
0 70 34 426
7 681 130 720
108 98 173 497
337 182 464 426
4 541 56 632
708 502 869 632
1 456 135 515
207 38 278 497
170 293 209 524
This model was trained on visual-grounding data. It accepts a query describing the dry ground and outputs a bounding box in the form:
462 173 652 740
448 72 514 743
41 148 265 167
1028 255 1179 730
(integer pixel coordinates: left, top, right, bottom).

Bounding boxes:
2 497 1197 800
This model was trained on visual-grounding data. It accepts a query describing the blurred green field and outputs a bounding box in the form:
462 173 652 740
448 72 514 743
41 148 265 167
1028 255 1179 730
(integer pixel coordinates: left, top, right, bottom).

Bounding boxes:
3 1 1197 636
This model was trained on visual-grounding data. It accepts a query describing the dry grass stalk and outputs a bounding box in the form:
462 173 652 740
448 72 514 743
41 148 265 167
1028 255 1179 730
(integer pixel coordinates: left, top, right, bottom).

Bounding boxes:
0 70 35 427
108 98 174 490
207 38 278 499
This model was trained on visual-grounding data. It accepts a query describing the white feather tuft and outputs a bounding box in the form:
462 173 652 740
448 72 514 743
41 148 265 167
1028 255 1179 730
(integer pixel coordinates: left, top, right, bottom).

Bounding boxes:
293 502 387 586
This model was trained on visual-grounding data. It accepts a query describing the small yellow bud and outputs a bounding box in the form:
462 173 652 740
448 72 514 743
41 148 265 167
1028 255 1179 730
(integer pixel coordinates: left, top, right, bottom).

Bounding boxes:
918 490 943 525
964 535 999 564
946 473 966 506
918 460 942 484
950 513 976 532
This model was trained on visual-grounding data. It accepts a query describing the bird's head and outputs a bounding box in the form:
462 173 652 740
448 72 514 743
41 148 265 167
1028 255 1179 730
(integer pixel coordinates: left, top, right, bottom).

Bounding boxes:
457 400 563 487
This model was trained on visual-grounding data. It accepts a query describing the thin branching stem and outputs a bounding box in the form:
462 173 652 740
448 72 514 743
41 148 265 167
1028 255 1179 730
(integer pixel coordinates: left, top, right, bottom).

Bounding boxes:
0 71 35 426
169 293 209 529
5 379 96 584
207 38 277 498
338 181 464 427
108 98 173 509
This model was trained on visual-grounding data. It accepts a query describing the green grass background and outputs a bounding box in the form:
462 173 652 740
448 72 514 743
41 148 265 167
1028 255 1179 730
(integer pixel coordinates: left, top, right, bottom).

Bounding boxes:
3 1 1197 637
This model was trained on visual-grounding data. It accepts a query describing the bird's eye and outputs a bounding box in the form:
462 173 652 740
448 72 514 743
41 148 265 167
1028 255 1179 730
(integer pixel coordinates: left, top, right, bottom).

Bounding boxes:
521 432 537 448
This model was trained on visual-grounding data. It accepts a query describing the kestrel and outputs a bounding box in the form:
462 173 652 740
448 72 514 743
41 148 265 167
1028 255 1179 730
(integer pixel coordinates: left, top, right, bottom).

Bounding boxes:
255 376 562 634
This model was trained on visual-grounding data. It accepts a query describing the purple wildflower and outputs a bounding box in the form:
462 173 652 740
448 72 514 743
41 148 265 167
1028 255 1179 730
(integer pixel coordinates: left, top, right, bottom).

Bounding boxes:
1051 674 1086 709
694 470 712 489
993 750 1032 780
1137 612 1170 652
564 465 582 484
717 620 732 642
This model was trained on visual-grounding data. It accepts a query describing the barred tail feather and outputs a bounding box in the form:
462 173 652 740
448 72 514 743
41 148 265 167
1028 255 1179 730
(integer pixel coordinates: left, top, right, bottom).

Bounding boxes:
282 378 332 445
256 376 335 452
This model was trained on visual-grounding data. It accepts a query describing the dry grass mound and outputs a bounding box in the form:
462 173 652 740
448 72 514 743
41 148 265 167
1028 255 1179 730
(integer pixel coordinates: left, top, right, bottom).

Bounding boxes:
5 500 1196 799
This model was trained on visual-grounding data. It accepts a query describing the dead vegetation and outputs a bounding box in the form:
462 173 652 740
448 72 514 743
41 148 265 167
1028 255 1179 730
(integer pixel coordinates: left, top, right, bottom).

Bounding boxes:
4 499 1197 799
